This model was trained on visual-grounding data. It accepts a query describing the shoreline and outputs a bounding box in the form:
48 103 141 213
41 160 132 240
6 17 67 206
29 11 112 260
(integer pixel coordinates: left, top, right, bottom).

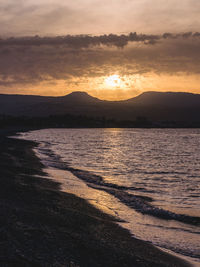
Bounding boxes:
0 128 192 266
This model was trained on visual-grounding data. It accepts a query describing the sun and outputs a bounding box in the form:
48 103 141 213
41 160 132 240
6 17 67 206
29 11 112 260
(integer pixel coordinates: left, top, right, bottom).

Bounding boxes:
105 74 121 88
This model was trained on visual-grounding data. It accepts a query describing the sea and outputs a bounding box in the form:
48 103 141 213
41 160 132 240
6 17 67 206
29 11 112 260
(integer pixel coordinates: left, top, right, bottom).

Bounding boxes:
17 128 200 265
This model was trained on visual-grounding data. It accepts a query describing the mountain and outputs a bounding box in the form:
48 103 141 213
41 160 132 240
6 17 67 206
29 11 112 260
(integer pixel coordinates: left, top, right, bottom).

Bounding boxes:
0 91 200 124
0 91 100 117
126 91 200 107
59 91 101 103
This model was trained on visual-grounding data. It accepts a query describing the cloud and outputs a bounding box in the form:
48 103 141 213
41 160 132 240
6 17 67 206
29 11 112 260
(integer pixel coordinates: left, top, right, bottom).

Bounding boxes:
0 32 200 88
1 0 200 36
0 32 161 48
0 31 199 49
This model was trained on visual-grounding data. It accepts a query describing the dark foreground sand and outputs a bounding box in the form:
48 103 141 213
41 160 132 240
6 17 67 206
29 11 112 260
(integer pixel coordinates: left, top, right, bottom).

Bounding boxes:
0 129 190 267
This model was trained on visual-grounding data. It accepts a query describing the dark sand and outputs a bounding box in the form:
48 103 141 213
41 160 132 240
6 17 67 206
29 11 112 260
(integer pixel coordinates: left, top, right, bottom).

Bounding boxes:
0 128 191 266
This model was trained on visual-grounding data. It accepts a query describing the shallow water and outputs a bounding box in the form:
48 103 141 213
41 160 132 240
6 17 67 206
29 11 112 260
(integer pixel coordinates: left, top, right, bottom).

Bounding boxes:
18 128 200 264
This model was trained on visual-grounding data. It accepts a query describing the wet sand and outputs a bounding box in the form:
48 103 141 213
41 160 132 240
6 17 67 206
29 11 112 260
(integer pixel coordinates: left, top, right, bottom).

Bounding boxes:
0 128 191 266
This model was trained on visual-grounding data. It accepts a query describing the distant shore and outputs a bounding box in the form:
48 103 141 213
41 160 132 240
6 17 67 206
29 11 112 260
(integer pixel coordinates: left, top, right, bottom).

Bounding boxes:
0 128 191 266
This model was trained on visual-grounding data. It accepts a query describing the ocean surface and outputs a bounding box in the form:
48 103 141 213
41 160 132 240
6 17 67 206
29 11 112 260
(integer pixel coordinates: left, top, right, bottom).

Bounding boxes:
18 128 200 265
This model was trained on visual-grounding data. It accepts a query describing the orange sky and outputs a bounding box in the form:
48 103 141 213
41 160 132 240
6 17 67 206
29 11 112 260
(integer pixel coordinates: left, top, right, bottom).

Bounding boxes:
6 73 200 101
0 1 200 99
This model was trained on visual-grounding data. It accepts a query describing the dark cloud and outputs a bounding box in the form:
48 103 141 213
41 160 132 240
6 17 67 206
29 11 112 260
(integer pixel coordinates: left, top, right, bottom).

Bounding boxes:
0 32 199 49
0 32 200 87
0 32 161 48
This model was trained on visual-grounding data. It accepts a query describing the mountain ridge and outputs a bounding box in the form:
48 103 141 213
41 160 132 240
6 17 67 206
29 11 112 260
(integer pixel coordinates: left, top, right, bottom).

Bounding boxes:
0 91 200 123
0 90 199 101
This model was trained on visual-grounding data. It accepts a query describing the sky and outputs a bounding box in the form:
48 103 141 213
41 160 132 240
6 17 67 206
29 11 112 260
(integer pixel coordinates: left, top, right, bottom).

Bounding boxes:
0 0 200 100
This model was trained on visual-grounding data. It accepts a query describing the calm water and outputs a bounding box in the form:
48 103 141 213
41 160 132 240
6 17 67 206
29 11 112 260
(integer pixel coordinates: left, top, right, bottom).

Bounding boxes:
18 128 200 264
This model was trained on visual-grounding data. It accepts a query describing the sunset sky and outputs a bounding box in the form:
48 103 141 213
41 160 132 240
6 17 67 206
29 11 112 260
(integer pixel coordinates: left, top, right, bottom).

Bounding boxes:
1 0 200 100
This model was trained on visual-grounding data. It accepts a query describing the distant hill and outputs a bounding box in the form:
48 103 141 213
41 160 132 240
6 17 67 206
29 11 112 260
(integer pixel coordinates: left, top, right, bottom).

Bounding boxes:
0 91 200 124
59 91 101 103
126 91 200 107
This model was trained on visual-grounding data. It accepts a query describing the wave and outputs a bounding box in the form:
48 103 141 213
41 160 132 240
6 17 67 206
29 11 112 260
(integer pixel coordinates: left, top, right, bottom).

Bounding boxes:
86 183 200 226
39 145 200 227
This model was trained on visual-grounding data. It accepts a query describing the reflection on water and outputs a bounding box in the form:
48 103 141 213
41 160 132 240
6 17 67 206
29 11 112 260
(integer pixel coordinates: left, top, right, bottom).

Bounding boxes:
18 128 200 264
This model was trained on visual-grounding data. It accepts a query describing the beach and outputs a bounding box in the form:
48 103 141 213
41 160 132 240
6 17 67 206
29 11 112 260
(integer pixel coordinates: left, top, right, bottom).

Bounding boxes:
0 128 191 266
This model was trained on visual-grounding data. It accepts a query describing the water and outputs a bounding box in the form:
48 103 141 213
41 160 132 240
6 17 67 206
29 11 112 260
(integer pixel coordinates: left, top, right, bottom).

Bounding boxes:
18 128 200 265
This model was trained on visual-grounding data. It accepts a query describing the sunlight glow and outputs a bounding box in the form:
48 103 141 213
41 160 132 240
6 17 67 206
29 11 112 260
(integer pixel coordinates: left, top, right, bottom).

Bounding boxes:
105 75 121 88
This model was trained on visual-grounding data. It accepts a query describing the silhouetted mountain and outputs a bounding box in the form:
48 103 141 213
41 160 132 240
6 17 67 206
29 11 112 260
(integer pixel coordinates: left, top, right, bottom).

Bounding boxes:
0 91 200 126
60 91 101 103
126 91 200 107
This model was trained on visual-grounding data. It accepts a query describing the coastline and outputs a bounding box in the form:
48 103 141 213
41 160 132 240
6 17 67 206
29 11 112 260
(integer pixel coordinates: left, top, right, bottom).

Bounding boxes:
0 128 191 266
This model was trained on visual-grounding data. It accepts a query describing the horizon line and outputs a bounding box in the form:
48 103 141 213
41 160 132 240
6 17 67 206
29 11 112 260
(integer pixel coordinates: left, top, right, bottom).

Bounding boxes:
0 90 199 102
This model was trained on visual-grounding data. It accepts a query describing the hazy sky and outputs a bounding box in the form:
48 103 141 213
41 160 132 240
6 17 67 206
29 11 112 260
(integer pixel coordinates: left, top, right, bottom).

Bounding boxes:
0 0 200 99
1 0 200 36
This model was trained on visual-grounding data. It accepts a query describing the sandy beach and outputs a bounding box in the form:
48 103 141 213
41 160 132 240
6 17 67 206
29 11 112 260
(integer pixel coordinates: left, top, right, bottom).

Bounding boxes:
0 128 191 267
